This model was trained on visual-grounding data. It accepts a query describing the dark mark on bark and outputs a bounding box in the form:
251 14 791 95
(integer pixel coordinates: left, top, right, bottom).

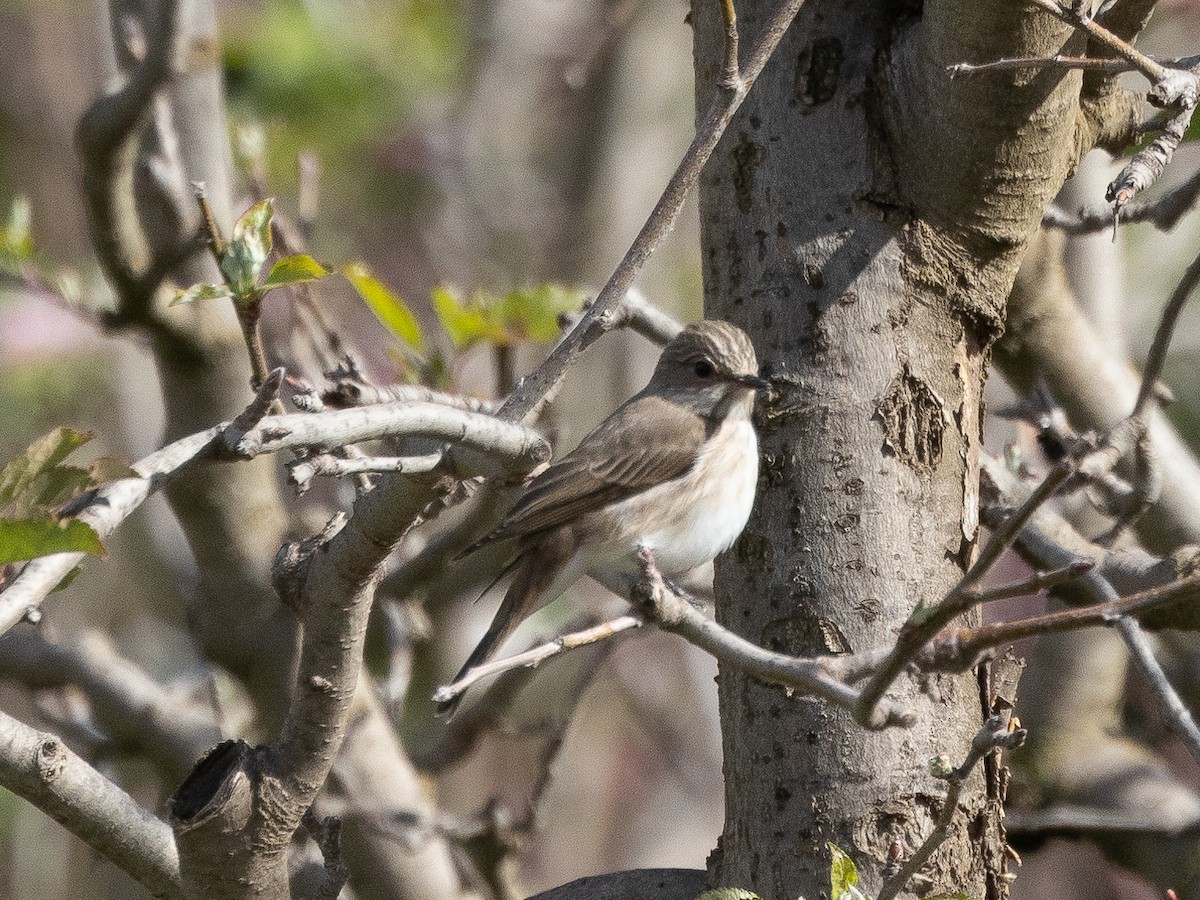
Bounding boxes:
877 365 946 474
795 37 844 107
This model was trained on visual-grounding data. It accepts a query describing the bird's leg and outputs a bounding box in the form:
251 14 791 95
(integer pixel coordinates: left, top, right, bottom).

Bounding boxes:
663 577 706 610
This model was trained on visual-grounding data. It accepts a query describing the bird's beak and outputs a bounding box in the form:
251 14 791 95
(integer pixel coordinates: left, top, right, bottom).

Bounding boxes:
734 373 770 390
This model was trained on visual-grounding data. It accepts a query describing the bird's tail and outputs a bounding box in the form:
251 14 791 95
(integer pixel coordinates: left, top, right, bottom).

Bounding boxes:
435 556 538 717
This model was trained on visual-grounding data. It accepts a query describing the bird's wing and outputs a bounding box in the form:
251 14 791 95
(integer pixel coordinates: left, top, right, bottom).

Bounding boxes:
466 393 707 551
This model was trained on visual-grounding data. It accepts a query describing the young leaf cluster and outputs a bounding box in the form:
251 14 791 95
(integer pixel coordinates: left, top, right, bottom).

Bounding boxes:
173 198 332 308
0 428 133 567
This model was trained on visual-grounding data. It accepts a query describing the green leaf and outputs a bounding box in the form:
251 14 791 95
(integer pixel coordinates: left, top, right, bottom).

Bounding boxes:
343 262 425 350
261 254 331 292
0 518 105 565
0 428 92 508
0 195 33 274
5 466 92 519
430 285 505 349
171 282 235 306
51 565 83 594
497 283 585 342
220 198 275 297
829 843 869 900
231 198 274 273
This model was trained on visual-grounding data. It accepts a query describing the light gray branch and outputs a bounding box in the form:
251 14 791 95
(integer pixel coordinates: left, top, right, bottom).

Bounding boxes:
0 426 221 637
632 549 913 729
228 402 551 477
0 629 220 781
0 708 182 898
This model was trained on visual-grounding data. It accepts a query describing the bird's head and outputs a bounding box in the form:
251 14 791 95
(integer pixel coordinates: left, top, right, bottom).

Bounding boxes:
649 320 766 416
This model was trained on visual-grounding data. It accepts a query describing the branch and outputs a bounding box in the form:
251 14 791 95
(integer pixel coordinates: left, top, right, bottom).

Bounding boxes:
76 0 187 322
432 613 645 708
1043 165 1200 234
924 570 1200 672
632 549 914 729
0 425 221 637
0 708 182 898
1115 615 1200 768
495 0 803 427
0 628 221 781
287 451 446 492
875 716 1027 900
855 452 1077 722
948 54 1133 78
228 402 551 478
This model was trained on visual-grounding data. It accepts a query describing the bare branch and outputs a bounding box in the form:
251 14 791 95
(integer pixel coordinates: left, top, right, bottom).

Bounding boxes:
0 709 182 898
876 716 1027 900
0 629 220 780
855 453 1077 722
1108 105 1198 211
288 451 446 492
0 425 221 637
1115 615 1200 768
432 613 644 708
924 570 1200 672
1043 165 1200 233
632 549 914 729
949 54 1133 78
963 559 1095 604
76 0 186 319
1022 0 1170 85
496 0 803 426
228 401 551 477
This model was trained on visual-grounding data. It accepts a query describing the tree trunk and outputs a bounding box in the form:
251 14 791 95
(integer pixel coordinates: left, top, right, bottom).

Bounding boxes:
692 1 1118 895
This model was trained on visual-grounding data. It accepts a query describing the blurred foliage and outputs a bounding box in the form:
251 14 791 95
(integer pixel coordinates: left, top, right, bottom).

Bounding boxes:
0 196 32 276
431 283 586 349
221 0 466 216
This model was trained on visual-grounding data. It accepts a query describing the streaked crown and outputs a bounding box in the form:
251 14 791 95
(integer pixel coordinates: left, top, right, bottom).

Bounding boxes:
652 320 759 386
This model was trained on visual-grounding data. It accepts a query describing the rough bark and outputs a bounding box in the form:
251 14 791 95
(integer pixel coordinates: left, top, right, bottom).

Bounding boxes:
692 1 1106 896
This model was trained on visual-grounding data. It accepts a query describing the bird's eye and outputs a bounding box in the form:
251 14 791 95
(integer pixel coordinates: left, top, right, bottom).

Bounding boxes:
694 360 714 378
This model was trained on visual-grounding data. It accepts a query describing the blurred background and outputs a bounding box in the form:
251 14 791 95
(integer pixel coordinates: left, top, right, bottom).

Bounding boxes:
3 1 1200 898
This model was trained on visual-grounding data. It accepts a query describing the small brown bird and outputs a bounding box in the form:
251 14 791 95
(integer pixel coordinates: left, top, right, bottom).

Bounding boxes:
439 320 765 713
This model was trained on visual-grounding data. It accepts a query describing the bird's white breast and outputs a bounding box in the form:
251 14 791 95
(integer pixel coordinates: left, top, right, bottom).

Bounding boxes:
594 417 758 577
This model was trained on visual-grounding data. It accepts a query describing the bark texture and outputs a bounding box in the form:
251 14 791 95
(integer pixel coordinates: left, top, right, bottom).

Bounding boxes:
692 1 1103 896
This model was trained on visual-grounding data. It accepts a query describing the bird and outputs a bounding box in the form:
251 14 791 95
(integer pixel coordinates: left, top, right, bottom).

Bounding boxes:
437 319 766 714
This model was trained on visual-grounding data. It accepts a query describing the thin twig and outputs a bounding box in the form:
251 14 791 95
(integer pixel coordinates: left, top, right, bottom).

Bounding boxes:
431 614 645 707
495 0 803 428
948 54 1133 78
875 716 1027 900
924 571 1200 672
963 559 1094 604
1022 0 1168 84
632 549 914 729
1133 244 1200 417
1116 615 1200 767
855 456 1076 722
